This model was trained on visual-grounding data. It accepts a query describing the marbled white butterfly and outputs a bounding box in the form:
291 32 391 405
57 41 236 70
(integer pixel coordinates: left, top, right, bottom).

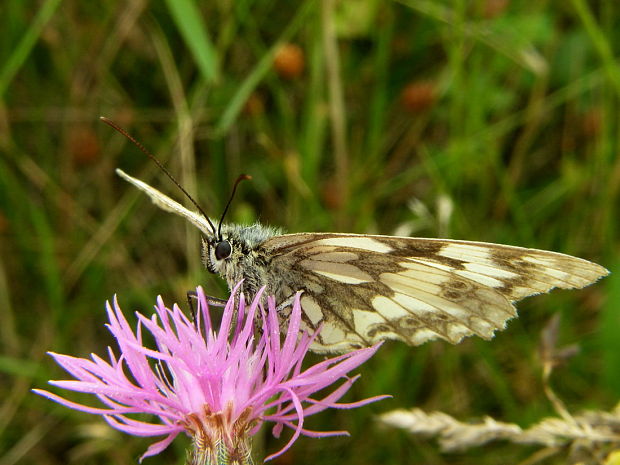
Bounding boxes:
105 119 609 354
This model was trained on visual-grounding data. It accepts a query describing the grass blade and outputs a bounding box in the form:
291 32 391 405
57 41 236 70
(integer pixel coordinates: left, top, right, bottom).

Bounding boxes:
164 0 219 83
214 1 315 136
0 0 62 99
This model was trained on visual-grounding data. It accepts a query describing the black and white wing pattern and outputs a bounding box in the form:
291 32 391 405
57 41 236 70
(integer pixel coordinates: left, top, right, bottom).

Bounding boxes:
262 233 608 353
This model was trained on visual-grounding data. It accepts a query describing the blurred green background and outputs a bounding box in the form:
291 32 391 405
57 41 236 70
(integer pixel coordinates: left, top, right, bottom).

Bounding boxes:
1 0 619 464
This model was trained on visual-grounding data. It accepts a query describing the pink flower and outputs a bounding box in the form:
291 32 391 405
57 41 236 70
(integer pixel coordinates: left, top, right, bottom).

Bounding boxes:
34 284 386 464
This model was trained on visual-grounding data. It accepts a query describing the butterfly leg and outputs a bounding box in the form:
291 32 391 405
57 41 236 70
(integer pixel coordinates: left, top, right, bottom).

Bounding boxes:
274 293 298 317
186 290 227 307
186 290 227 320
206 295 228 307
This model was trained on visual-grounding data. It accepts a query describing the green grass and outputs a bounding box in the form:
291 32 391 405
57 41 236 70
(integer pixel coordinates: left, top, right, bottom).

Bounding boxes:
1 1 619 464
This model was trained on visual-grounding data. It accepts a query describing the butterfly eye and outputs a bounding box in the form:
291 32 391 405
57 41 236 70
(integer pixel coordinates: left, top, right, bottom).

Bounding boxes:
214 240 232 260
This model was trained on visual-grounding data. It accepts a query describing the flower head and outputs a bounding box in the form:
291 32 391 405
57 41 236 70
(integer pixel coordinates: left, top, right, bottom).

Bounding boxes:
34 284 386 463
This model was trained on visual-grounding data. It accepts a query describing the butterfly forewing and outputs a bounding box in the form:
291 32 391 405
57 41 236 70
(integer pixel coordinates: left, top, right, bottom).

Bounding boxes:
117 169 214 235
262 233 608 353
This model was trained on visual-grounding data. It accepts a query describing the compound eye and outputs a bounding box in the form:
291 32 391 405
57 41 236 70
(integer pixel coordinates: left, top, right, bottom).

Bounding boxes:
214 240 232 260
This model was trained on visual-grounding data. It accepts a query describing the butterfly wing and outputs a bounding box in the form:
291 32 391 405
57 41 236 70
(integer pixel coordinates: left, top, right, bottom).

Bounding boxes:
112 170 608 353
262 233 608 353
116 169 214 236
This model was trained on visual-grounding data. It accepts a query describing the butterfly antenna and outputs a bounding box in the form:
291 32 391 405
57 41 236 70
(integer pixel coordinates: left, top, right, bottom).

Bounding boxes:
217 174 252 240
100 116 217 235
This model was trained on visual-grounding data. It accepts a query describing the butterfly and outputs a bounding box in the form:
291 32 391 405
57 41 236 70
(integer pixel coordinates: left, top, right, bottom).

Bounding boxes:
115 168 608 354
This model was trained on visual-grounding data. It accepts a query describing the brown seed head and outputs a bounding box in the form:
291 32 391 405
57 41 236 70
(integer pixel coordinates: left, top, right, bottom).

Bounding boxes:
483 0 510 19
243 92 265 116
400 81 436 113
69 125 101 166
274 43 305 80
0 211 8 234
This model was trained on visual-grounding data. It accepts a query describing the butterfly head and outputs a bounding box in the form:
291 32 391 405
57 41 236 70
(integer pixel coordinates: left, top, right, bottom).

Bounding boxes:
201 223 280 281
202 224 237 275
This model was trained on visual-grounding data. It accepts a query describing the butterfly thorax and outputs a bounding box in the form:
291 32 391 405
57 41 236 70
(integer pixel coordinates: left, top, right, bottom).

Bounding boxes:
201 222 283 298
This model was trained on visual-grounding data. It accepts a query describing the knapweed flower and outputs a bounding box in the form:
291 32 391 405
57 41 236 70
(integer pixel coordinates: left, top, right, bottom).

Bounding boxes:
34 284 386 464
